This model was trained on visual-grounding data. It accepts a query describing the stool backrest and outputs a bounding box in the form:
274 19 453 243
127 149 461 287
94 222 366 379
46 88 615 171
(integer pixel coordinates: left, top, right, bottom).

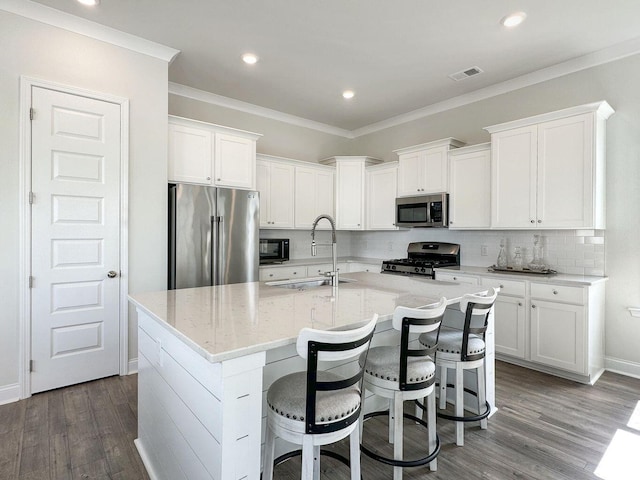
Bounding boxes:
459 288 498 361
296 314 378 434
393 297 447 391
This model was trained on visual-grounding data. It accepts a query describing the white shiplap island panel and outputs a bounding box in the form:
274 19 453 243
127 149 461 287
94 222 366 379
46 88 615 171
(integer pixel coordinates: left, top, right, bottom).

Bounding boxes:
129 272 492 480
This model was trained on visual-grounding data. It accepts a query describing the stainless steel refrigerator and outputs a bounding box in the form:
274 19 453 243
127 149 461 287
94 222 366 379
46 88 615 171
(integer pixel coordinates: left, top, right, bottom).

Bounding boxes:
168 183 259 289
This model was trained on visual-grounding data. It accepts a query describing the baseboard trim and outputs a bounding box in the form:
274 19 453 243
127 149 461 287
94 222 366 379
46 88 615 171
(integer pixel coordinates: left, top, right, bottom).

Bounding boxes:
605 357 640 380
0 383 21 406
134 438 158 480
128 358 138 375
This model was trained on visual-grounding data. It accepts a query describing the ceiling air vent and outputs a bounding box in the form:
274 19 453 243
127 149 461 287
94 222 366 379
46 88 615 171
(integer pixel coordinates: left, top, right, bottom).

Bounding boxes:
448 66 484 81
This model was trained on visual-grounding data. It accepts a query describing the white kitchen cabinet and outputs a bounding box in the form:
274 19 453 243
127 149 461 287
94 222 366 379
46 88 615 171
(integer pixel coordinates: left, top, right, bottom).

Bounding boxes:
394 138 465 197
366 162 399 230
259 266 307 282
486 101 613 229
168 115 261 189
435 271 479 285
256 155 294 228
347 262 381 273
448 143 491 229
294 163 335 229
307 262 349 276
436 269 606 384
481 277 526 359
321 156 382 230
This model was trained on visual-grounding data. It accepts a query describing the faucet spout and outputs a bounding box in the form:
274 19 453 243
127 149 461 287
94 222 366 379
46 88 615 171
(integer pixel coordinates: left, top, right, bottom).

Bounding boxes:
310 214 339 289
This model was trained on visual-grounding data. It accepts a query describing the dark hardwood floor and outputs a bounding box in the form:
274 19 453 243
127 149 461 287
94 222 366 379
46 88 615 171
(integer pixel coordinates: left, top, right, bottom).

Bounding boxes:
1 361 639 479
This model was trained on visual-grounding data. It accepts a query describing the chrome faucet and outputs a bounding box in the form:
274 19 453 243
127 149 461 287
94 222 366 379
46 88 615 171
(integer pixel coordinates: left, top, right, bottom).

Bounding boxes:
311 214 339 287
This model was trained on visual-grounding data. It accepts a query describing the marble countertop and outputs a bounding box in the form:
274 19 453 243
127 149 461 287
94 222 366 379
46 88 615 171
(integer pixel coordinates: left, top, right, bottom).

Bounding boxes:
129 272 487 364
259 256 383 268
435 265 607 286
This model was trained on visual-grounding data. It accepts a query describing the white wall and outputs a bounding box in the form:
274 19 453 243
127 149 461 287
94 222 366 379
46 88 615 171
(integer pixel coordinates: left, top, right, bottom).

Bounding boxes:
0 11 169 392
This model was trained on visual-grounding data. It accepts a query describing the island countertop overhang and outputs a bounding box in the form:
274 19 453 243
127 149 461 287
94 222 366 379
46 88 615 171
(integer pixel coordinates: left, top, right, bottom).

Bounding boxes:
129 272 489 363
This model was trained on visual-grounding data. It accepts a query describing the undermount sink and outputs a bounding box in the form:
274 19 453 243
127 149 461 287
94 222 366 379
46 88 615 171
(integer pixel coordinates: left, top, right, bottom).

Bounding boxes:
266 276 357 289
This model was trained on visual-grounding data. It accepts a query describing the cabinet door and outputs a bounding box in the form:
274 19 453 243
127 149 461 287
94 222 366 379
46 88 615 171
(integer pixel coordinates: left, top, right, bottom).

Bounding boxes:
530 300 586 374
449 149 490 229
259 266 307 281
347 262 381 273
214 133 255 189
336 161 364 230
168 123 212 184
315 169 335 228
493 295 526 359
435 272 479 285
268 163 294 228
366 165 398 230
256 160 270 228
491 126 537 228
397 151 424 197
537 113 594 228
294 167 334 229
422 146 449 193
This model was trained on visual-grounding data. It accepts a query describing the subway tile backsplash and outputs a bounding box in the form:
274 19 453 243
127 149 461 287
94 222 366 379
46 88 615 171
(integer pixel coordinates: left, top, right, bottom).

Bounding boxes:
260 228 606 276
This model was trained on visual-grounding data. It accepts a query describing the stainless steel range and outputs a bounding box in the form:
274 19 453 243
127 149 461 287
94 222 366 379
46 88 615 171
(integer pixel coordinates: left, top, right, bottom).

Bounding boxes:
381 242 460 279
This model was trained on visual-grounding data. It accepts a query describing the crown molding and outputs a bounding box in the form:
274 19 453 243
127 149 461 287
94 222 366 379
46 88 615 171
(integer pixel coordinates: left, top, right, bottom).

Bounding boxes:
350 36 640 138
0 0 180 63
169 83 354 138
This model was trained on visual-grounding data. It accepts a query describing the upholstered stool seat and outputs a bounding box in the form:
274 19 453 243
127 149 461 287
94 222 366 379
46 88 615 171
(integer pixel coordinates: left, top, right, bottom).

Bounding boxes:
419 327 485 361
418 288 497 447
359 299 447 480
267 371 361 431
263 314 378 480
361 346 436 387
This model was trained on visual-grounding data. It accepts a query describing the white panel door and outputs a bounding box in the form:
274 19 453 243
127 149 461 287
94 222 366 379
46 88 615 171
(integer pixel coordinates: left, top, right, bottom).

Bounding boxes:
30 86 121 393
397 151 424 196
537 113 593 228
268 162 294 227
214 133 255 189
493 295 526 359
168 123 213 184
422 146 448 193
366 165 398 230
491 126 537 228
449 148 491 229
335 160 364 230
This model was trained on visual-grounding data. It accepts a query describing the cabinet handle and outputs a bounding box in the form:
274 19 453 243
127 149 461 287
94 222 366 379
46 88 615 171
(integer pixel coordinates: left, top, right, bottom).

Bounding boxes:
357 223 361 226
206 176 211 180
552 290 558 295
499 284 504 289
531 304 536 309
269 274 274 277
518 302 523 306
537 219 542 223
293 272 297 275
450 221 453 224
530 220 535 224
453 277 457 280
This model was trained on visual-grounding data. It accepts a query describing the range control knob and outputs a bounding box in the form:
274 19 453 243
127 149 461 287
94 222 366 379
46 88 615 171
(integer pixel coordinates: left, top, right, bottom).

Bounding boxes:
414 267 420 273
421 268 426 273
391 265 396 270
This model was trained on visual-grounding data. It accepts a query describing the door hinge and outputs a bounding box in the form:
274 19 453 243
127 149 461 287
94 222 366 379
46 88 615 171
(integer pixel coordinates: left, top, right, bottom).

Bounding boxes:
30 107 34 121
29 360 34 372
28 191 34 204
28 276 33 288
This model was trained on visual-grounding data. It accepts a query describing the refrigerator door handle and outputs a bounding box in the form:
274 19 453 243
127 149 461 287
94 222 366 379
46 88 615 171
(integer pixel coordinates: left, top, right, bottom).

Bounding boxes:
168 184 177 290
212 215 223 285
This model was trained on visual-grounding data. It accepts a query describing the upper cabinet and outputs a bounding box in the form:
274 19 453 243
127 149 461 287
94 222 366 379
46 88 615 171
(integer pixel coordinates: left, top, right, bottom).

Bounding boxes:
448 143 491 230
394 138 465 197
485 101 614 229
294 162 335 229
168 116 262 190
256 155 295 228
366 162 399 230
321 156 382 230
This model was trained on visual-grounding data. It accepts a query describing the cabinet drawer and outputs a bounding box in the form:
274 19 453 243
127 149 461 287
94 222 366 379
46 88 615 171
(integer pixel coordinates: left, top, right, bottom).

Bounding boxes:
435 272 479 285
530 283 585 304
259 266 307 281
307 262 349 276
481 277 525 297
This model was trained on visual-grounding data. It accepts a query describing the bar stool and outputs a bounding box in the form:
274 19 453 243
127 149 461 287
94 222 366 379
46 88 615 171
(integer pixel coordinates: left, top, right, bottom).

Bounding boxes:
418 288 497 446
263 313 378 480
359 298 447 480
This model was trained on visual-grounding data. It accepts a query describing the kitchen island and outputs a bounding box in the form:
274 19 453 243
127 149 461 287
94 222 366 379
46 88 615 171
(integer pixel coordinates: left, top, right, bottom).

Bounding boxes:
129 272 492 480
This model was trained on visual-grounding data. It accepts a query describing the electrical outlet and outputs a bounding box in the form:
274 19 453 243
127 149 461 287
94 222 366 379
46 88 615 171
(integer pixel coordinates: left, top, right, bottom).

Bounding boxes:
387 241 393 252
481 245 488 256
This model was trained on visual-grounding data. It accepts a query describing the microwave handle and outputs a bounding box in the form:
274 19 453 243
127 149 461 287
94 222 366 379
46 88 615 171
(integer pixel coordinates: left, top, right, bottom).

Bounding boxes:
426 202 432 224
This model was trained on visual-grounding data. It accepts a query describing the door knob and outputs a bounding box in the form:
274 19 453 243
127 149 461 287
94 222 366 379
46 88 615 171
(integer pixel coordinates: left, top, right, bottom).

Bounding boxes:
107 271 118 278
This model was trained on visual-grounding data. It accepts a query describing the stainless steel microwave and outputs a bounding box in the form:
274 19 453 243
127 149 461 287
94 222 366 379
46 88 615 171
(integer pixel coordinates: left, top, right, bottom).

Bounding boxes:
395 193 449 227
259 238 290 264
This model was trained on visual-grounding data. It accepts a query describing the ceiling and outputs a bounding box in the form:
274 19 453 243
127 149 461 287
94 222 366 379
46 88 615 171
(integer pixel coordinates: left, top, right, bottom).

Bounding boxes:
29 0 640 132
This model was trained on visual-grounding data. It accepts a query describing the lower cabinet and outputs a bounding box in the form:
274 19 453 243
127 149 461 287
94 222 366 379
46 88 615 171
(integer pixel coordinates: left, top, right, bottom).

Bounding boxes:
436 270 605 384
259 266 307 281
259 261 381 281
347 262 381 273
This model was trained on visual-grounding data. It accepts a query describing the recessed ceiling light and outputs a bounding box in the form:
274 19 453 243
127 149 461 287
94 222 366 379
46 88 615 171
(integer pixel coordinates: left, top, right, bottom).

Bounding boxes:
342 90 355 100
77 0 100 6
242 53 258 65
501 12 527 27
